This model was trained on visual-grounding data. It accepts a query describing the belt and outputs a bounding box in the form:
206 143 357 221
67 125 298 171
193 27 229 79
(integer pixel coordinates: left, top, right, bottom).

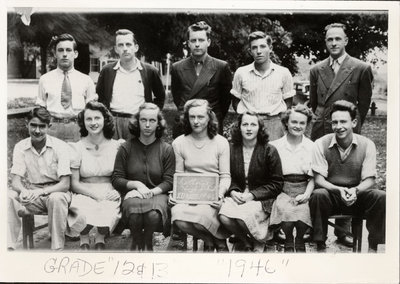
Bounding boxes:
258 113 281 118
283 174 309 183
51 117 77 124
31 181 59 188
111 111 133 118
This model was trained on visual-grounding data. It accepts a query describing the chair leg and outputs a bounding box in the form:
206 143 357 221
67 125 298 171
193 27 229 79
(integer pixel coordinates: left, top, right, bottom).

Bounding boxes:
22 215 35 249
193 237 198 251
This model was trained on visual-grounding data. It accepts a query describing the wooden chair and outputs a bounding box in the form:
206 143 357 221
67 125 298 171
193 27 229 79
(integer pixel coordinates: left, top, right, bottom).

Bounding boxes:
327 214 364 252
21 214 48 249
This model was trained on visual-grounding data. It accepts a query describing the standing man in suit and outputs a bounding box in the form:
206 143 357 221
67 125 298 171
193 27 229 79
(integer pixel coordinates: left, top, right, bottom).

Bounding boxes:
309 23 374 248
171 21 232 137
309 23 373 141
36 33 97 142
97 29 165 139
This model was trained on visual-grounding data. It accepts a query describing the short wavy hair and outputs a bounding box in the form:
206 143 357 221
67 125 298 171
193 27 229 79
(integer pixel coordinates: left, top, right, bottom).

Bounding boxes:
115 29 138 44
230 111 269 145
49 33 77 51
248 31 273 47
182 99 218 139
281 104 313 131
325 23 347 34
77 101 115 139
187 21 212 39
330 100 357 120
128 103 166 138
28 107 51 125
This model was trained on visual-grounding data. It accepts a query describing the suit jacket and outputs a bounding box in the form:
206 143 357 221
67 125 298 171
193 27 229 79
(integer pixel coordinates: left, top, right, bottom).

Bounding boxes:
96 61 165 111
171 54 232 119
309 55 373 141
226 142 283 214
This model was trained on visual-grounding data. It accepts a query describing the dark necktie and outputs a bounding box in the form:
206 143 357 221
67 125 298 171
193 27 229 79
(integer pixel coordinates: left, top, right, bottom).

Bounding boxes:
61 71 72 109
195 61 203 76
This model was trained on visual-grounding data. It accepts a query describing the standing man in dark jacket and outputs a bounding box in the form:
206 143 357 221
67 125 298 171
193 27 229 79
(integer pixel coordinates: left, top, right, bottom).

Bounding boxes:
97 29 165 139
309 23 373 141
171 21 232 137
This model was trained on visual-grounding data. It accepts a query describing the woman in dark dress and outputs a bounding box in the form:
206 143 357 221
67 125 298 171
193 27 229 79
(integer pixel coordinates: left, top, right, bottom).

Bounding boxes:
112 103 175 251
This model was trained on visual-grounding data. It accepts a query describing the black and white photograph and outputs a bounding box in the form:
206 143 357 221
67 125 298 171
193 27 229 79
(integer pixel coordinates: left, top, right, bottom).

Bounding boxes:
1 0 399 283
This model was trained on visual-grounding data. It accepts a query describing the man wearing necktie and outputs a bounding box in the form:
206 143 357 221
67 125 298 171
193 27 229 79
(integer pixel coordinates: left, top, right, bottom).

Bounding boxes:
309 23 373 142
171 21 232 137
309 23 374 248
36 34 97 142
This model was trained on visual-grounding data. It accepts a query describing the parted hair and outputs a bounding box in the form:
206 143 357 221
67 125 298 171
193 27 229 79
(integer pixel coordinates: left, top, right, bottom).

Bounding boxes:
187 21 212 39
281 104 313 131
248 31 273 46
325 23 347 34
77 101 115 139
182 99 218 139
230 111 269 145
27 107 51 125
49 33 77 51
128 103 166 138
115 29 138 44
330 100 357 120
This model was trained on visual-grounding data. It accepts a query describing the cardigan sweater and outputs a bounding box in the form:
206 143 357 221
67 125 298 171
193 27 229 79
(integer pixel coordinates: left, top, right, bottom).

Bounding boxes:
226 142 284 214
96 61 165 111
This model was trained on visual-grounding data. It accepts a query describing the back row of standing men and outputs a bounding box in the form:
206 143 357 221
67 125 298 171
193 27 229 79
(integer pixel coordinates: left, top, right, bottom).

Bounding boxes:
36 21 373 143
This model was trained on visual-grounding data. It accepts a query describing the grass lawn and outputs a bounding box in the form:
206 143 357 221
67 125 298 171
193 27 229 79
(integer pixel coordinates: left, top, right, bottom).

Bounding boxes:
7 104 387 190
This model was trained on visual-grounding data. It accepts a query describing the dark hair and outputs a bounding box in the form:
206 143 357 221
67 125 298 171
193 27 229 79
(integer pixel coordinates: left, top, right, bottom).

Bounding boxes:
187 21 212 39
49 33 77 51
77 101 115 139
115 29 138 44
128 103 166 138
248 31 273 46
325 23 347 35
230 111 269 145
330 100 357 120
281 104 313 131
27 107 51 124
182 99 218 139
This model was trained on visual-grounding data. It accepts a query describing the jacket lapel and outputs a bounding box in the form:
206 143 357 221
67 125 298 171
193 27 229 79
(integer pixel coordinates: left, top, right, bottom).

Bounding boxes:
325 55 354 101
181 58 197 88
188 55 217 99
318 58 335 90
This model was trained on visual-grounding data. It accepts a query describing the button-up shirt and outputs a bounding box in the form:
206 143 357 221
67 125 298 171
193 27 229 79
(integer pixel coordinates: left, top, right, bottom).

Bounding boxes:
11 135 72 184
231 62 295 115
36 68 97 118
110 59 145 114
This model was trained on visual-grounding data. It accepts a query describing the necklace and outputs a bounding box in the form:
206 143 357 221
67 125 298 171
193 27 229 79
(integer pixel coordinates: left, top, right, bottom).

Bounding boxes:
191 136 208 149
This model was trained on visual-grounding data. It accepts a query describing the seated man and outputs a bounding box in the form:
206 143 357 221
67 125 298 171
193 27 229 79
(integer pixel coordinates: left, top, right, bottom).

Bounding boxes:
309 100 385 252
8 107 72 250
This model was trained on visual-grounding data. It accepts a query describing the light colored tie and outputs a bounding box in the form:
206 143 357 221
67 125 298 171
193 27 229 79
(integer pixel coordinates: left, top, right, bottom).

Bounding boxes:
195 61 203 76
331 59 340 75
60 71 72 109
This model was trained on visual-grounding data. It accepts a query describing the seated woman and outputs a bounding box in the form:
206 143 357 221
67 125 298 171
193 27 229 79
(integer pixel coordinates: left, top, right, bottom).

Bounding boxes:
269 104 314 252
68 101 122 250
170 99 231 252
219 111 284 252
112 103 175 251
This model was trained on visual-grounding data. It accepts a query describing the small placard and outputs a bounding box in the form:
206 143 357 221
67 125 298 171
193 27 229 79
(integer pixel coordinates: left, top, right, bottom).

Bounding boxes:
173 173 219 204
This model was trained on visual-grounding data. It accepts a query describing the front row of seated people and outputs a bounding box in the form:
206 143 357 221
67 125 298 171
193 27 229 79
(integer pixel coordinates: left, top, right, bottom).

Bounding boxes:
8 99 385 252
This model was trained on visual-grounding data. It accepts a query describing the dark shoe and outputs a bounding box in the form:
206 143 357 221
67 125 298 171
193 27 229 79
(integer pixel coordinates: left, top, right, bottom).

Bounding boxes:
214 239 229 252
295 243 306 252
229 236 240 244
172 230 186 241
316 241 326 252
80 243 90 251
203 243 215 252
303 232 311 242
274 229 286 243
368 242 378 253
337 236 353 247
94 242 105 250
284 243 294 253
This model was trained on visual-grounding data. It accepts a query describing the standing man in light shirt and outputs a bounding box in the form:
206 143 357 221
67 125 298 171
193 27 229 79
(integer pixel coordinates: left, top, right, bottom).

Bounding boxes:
231 31 294 141
309 23 373 141
36 33 97 142
97 29 165 140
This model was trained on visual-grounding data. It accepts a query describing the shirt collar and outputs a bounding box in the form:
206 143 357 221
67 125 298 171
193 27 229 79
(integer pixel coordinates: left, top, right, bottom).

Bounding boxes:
250 61 275 77
113 59 143 72
56 67 75 74
328 133 358 149
21 135 54 152
282 134 308 151
329 52 347 66
191 54 208 65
